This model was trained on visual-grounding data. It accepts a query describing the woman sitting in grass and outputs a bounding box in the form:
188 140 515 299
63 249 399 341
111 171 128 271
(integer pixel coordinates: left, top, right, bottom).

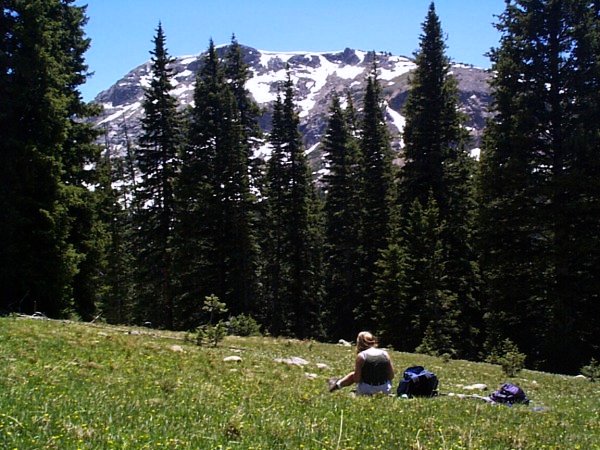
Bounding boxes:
329 331 395 395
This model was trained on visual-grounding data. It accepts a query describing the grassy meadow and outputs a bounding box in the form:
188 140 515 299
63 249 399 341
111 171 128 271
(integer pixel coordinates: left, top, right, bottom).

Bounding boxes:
0 316 599 449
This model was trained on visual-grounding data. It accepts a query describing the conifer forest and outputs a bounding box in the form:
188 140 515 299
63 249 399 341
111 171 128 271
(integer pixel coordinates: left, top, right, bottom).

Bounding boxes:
2 0 599 374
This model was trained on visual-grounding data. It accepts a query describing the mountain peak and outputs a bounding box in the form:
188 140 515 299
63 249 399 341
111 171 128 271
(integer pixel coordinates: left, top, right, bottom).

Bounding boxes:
92 44 491 170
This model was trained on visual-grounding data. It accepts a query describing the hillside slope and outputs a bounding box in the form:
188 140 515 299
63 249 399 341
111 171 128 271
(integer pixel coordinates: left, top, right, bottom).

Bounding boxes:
1 317 597 449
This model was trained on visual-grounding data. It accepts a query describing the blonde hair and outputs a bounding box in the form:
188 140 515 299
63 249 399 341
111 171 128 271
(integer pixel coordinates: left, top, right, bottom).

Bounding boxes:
356 331 377 353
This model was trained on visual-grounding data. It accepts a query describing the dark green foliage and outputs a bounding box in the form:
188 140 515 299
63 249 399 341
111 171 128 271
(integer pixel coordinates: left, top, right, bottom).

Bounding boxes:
219 37 262 318
377 197 458 356
62 100 106 322
383 2 480 358
131 23 181 329
485 338 527 377
225 35 263 160
173 41 225 330
263 73 324 338
95 149 135 324
438 137 481 358
228 313 262 337
580 358 600 382
62 183 106 321
356 64 394 328
400 3 450 208
374 208 412 351
322 93 364 339
478 0 600 373
174 39 260 329
196 294 228 347
0 0 102 318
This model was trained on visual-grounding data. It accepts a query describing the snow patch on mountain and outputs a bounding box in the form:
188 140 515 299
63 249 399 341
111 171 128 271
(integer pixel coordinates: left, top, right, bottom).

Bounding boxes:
386 106 406 134
91 44 492 173
98 101 141 126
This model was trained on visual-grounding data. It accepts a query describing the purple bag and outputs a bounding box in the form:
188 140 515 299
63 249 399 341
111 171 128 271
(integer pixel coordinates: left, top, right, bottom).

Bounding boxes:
490 383 529 405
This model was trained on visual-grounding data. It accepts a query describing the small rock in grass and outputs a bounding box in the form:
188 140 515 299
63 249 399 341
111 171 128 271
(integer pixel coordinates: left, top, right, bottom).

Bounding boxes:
274 356 309 366
338 339 352 347
169 345 185 353
447 393 466 398
223 356 242 362
305 372 318 380
316 363 330 370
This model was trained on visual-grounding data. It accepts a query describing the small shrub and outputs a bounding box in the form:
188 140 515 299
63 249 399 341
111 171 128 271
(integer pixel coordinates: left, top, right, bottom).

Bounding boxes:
580 358 600 382
486 338 526 377
415 327 439 356
196 322 227 347
415 326 456 358
196 294 228 347
228 314 261 337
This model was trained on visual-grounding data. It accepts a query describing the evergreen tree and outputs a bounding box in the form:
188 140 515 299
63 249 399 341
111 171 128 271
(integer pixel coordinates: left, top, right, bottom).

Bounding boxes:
563 0 600 371
357 62 394 328
377 197 459 355
407 198 459 357
224 38 267 264
374 204 411 350
53 2 105 321
174 41 220 329
322 93 363 339
222 36 262 316
175 40 259 328
96 148 135 324
478 0 600 372
225 35 263 161
132 23 181 328
263 94 289 333
0 0 101 317
263 73 323 338
390 2 480 358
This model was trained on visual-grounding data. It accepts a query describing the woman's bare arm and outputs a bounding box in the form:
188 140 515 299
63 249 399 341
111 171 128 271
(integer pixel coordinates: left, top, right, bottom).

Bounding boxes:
353 354 365 383
387 353 395 381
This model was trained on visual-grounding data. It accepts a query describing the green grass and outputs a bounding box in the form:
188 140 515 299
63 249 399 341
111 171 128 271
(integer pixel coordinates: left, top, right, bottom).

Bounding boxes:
1 317 598 449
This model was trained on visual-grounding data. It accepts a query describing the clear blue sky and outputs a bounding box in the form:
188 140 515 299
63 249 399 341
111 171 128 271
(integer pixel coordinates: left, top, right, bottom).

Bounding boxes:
76 0 507 102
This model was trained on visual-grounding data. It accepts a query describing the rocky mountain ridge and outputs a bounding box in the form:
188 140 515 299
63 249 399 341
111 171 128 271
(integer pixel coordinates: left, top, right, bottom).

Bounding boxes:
92 44 492 170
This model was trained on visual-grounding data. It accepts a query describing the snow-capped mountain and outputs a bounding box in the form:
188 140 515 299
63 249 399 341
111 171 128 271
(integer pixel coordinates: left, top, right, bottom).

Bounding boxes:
92 44 492 169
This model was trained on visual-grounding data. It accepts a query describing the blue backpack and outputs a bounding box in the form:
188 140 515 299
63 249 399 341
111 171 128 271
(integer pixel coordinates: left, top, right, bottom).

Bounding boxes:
397 366 439 398
490 383 529 405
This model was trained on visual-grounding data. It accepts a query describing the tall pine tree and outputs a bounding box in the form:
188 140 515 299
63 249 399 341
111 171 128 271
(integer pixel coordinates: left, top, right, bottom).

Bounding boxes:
222 37 262 316
95 147 135 324
0 0 101 317
175 40 259 328
322 93 363 339
478 0 600 372
132 23 181 328
263 72 324 338
388 2 480 358
357 60 394 329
